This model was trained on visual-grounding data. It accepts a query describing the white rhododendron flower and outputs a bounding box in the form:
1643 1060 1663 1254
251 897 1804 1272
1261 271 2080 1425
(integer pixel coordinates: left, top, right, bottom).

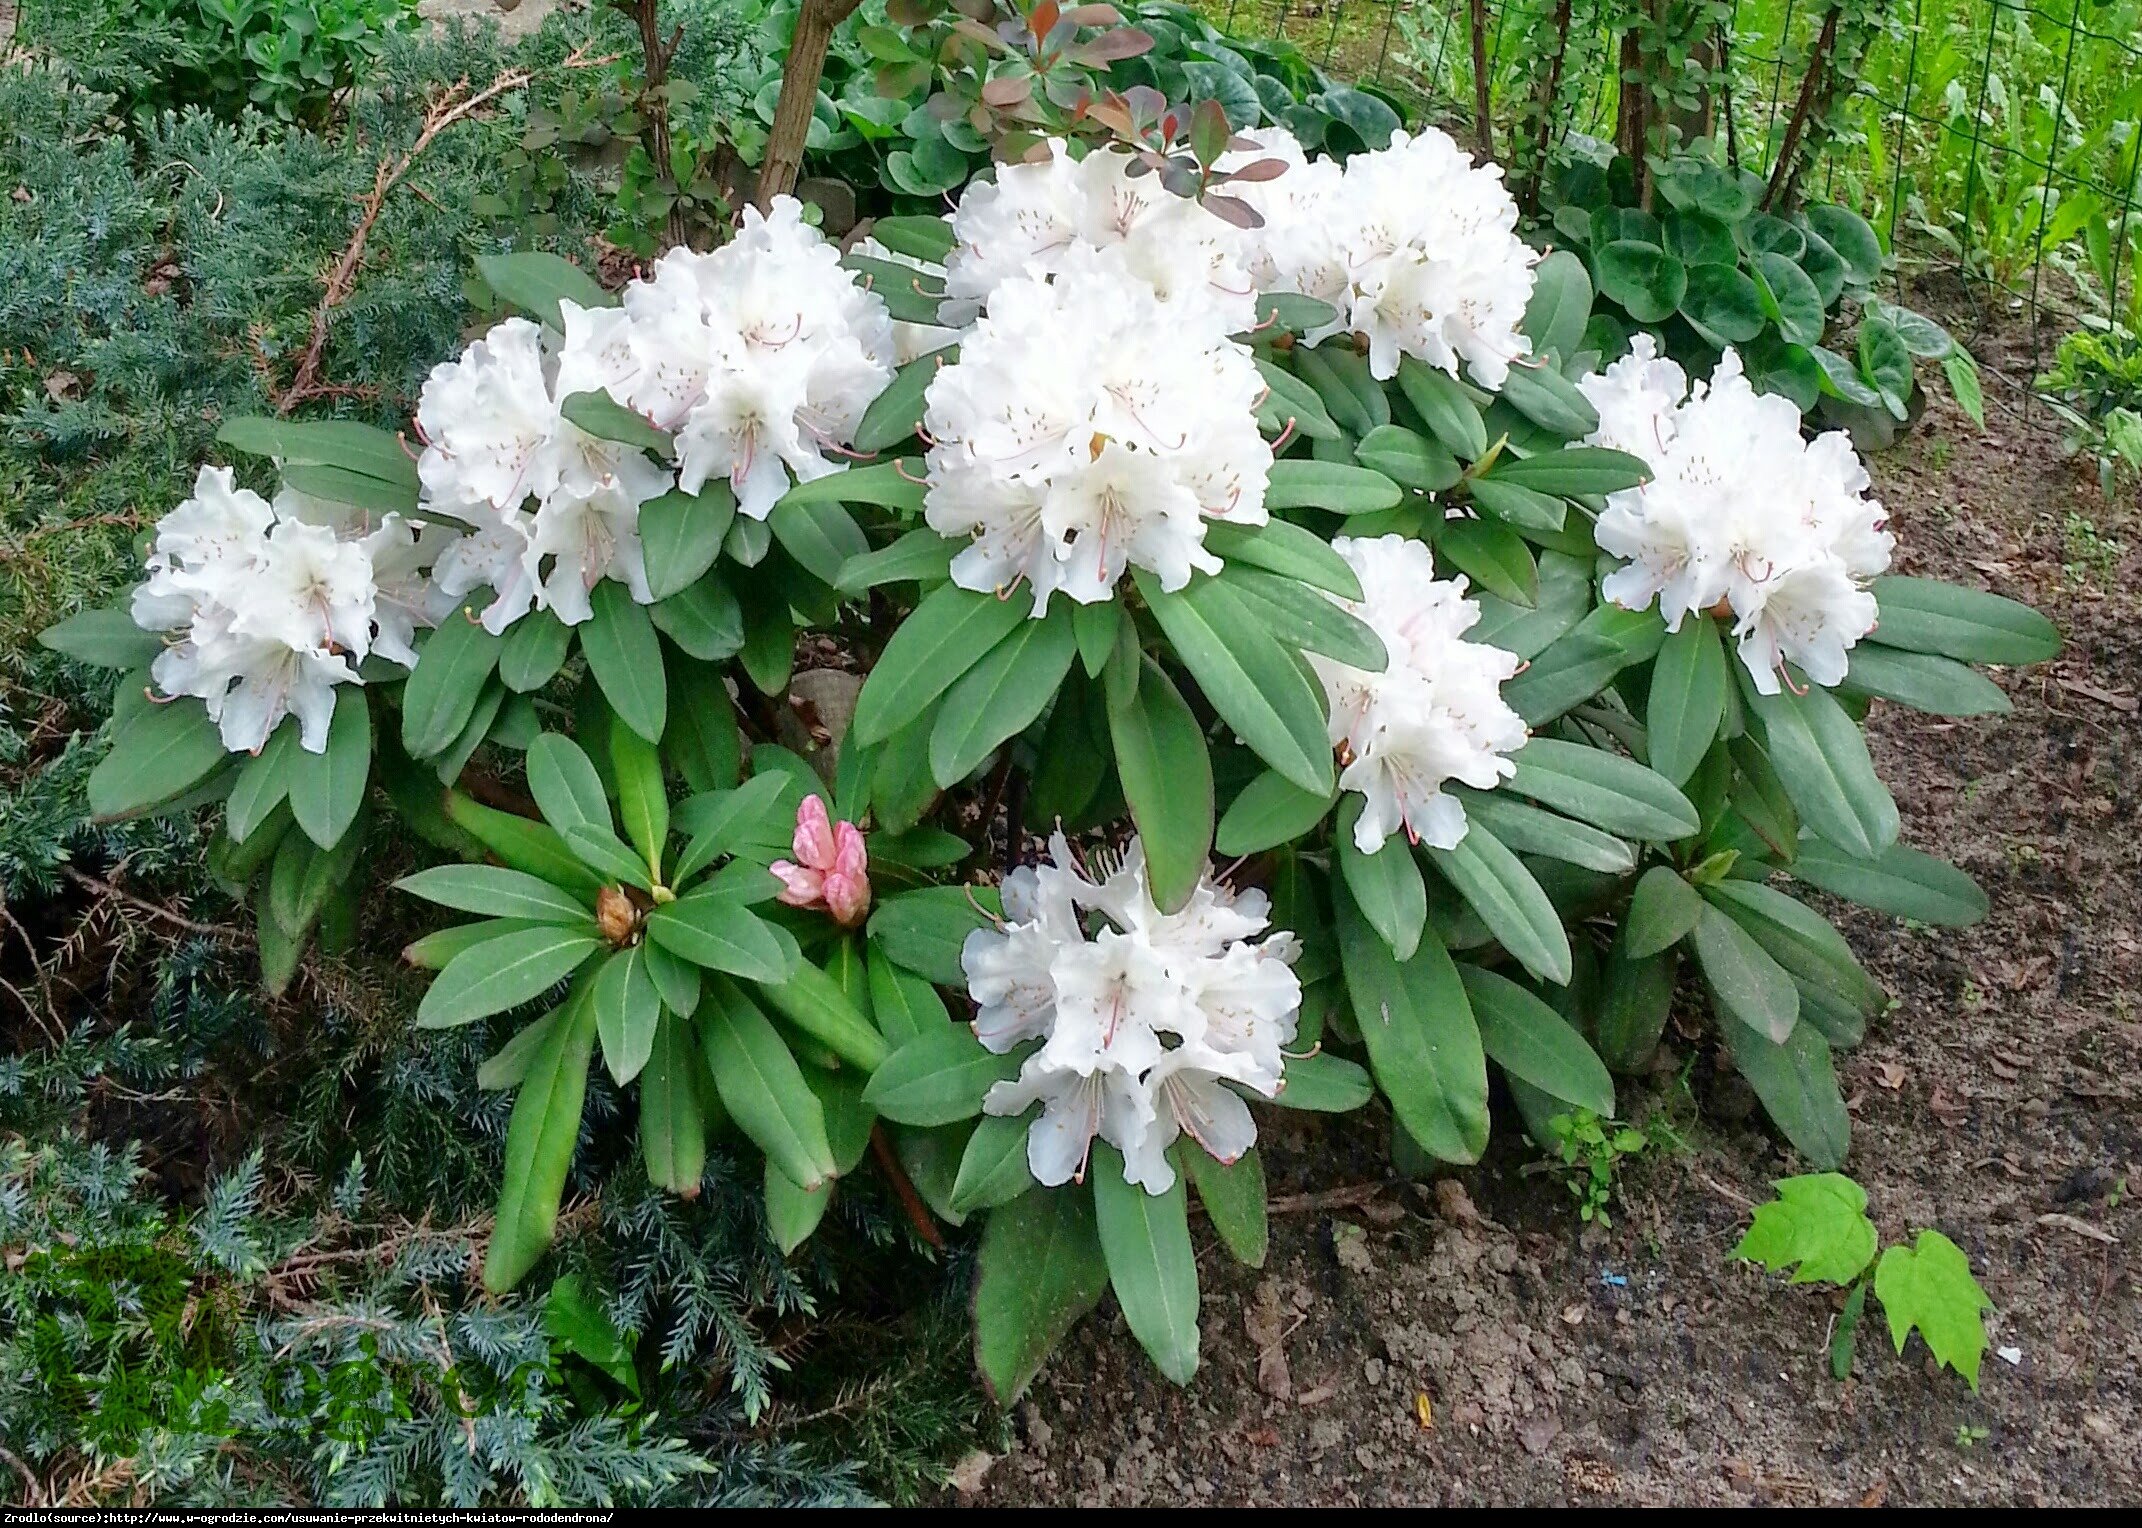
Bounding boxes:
1258 126 1537 385
968 834 1302 1195
922 245 1271 613
131 467 454 754
1310 535 1528 855
941 138 1259 333
1579 337 1893 693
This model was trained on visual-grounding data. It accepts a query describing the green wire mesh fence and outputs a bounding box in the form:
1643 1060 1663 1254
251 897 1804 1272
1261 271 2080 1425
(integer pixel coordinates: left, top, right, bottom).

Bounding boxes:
1204 0 2142 378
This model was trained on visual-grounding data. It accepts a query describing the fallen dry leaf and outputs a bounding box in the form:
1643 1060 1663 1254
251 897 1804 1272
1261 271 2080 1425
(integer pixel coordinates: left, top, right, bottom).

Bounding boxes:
2037 1212 2119 1245
1874 1060 1907 1090
2056 676 2140 714
947 1449 996 1495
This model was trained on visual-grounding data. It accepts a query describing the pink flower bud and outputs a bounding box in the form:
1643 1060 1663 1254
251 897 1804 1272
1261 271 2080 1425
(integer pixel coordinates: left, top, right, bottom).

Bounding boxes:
771 794 871 925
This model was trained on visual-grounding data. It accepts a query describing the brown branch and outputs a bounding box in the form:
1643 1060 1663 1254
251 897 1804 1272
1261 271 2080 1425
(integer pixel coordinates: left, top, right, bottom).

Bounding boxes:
1763 5 1841 213
1467 0 1494 161
59 865 235 941
279 65 534 414
756 0 866 211
1523 1 1574 213
869 1122 945 1249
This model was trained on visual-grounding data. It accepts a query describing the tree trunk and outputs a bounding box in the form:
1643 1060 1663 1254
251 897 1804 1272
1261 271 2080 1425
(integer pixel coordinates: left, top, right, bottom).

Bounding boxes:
1468 0 1494 161
756 0 865 211
1764 5 1841 213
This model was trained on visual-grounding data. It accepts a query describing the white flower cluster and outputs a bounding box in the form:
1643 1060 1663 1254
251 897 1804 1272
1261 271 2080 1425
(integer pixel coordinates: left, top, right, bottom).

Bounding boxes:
1579 337 1893 693
417 197 895 633
921 244 1271 612
132 467 454 753
1310 535 1528 854
967 834 1302 1195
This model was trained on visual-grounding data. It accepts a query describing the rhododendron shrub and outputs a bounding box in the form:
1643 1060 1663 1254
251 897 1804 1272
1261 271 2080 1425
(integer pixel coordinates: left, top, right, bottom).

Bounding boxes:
45 119 2060 1402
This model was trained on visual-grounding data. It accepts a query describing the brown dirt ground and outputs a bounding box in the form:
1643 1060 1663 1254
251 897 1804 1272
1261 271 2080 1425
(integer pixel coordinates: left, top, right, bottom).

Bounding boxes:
971 340 2142 1507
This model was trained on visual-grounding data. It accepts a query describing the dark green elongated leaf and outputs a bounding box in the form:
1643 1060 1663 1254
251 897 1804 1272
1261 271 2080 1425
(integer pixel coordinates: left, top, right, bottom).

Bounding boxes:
699 979 836 1188
855 348 952 454
867 885 999 986
564 822 651 890
1396 357 1490 459
1502 633 1626 724
1467 476 1567 535
279 462 418 515
440 797 599 905
1264 459 1402 513
527 732 610 837
640 486 735 601
1625 864 1704 957
950 1111 1037 1215
406 917 546 974
608 713 668 878
1884 579 2038 669
1689 902 1799 1043
1271 1051 1374 1112
862 1026 1020 1126
1498 355 1604 437
483 982 597 1291
1336 797 1426 960
1428 825 1572 985
1335 888 1488 1162
217 416 419 493
642 938 702 1019
852 581 1032 748
1469 550 1590 660
1220 564 1386 671
1488 446 1651 498
418 924 601 1029
1217 770 1338 857
928 609 1078 786
1842 643 2010 717
396 864 596 924
1786 840 1987 927
756 958 890 1071
1254 355 1340 440
664 657 743 796
809 1058 876 1174
647 893 793 983
1252 291 1340 335
1707 879 1882 1019
560 389 671 453
973 1186 1110 1404
1091 1144 1199 1385
39 605 164 670
842 253 944 323
639 1011 705 1192
1202 517 1361 598
1521 249 1593 360
836 526 956 594
764 1162 832 1253
866 947 949 1047
88 700 231 821
652 573 746 664
1720 1007 1850 1168
403 603 503 758
1648 616 1730 785
226 720 298 844
1358 423 1461 491
592 944 662 1084
1505 737 1702 840
1139 573 1333 796
1460 966 1615 1116
1107 658 1214 916
1594 936 1677 1073
869 214 957 263
1183 1145 1267 1268
1071 600 1120 679
1435 516 1537 605
671 771 794 871
582 582 667 743
1293 344 1388 436
477 250 612 328
770 498 871 588
497 610 572 692
1740 675 1897 859
773 457 927 515
1452 789 1634 874
476 1000 568 1089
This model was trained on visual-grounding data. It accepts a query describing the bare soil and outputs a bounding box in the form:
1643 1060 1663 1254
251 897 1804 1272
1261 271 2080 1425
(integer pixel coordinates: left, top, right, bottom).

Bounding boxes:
973 366 2142 1506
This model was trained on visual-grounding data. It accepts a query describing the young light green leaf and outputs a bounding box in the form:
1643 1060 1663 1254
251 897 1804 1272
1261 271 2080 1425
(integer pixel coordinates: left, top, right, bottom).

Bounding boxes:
1732 1172 1879 1286
1873 1231 1994 1390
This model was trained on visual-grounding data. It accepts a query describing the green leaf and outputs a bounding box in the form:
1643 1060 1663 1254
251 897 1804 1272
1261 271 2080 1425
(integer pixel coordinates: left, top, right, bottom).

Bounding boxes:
1804 204 1883 286
1740 674 1897 859
773 456 928 515
852 581 1032 748
283 691 370 848
477 250 612 328
1648 617 1729 785
1357 423 1460 491
640 487 735 601
866 947 948 1048
1184 1146 1267 1268
1072 600 1120 678
1504 631 1634 724
1253 355 1340 440
1732 1172 1879 1286
1460 966 1614 1116
646 893 793 983
1720 1003 1849 1168
868 214 957 263
545 1271 639 1393
476 1000 568 1089
1217 770 1338 857
1335 889 1488 1163
664 656 745 797
1292 344 1389 437
559 389 671 454
591 944 662 1085
1679 261 1766 344
1867 576 2060 665
278 462 418 516
764 1162 833 1254
498 610 572 693
836 527 956 595
1706 880 1883 1023
1689 902 1799 1044
1427 825 1572 985
1859 315 1915 418
868 885 998 987
1435 516 1537 605
1752 250 1825 347
1467 477 1567 534
39 605 164 670
1263 459 1402 514
1139 573 1333 796
1335 797 1426 960
973 1186 1109 1404
642 938 702 1020
853 349 950 455
527 732 610 837
862 1026 1019 1126
1092 1145 1200 1384
1505 737 1701 840
1219 565 1386 670
1485 446 1651 499
1593 938 1677 1073
225 720 298 844
483 982 597 1291
1842 643 2010 717
1521 248 1593 360
1625 865 1703 957
582 582 667 743
417 924 601 1029
769 498 871 588
1107 659 1214 916
609 714 669 880
396 864 597 924
1271 1051 1374 1112
1943 347 1985 426
1252 292 1341 336
699 979 836 1189
402 603 503 759
216 417 419 497
1453 790 1633 874
758 957 892 1072
1785 840 1987 927
1874 1231 1993 1390
88 700 229 821
929 609 1077 786
950 1111 1037 1215
842 253 944 323
1595 241 1686 324
1396 358 1490 460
